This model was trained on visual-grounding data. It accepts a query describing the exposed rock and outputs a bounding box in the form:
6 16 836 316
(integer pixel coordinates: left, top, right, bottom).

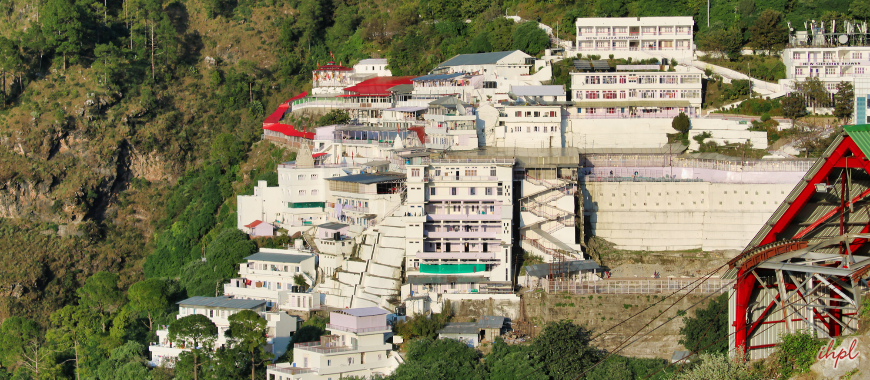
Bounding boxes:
129 146 170 182
810 336 869 380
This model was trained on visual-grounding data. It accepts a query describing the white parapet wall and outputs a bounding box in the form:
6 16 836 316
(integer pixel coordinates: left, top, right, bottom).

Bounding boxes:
567 118 674 149
583 181 799 251
688 119 769 151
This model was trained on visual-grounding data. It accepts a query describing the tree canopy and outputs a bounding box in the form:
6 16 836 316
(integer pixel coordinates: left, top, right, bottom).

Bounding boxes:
512 22 549 56
678 293 728 355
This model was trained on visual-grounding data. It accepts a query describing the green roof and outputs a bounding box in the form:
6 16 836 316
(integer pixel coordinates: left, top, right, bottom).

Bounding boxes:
844 124 870 156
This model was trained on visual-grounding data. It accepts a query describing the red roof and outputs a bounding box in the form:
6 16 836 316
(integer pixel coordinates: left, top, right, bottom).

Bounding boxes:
409 126 426 145
262 92 315 139
244 220 265 228
343 76 415 97
312 153 327 158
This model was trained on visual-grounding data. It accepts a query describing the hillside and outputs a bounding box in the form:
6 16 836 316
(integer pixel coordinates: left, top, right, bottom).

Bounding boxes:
0 0 867 377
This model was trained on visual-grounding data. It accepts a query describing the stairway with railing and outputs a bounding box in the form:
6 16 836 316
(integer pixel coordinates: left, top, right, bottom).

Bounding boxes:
371 182 407 227
520 174 580 262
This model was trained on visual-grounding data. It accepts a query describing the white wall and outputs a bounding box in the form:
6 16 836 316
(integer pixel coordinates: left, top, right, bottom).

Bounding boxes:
583 182 797 251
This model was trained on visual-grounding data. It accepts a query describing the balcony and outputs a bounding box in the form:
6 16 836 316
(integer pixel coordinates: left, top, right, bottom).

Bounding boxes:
325 324 391 334
428 175 498 182
426 213 501 221
426 231 497 238
294 341 359 354
425 158 514 164
267 365 316 376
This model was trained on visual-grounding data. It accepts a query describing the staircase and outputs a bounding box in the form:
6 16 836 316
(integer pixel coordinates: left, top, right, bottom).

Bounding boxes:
520 175 581 261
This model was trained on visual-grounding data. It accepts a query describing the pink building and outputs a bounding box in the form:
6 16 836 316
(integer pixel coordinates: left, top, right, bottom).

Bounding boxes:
244 220 275 237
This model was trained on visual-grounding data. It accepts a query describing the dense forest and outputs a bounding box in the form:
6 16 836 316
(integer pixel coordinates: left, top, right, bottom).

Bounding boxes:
0 0 867 376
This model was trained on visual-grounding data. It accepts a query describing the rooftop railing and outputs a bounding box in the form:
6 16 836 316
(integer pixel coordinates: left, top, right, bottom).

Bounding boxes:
425 158 515 164
325 324 391 334
583 156 815 172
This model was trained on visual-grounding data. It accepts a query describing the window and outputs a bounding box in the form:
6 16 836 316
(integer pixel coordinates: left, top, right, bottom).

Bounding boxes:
297 175 304 180
310 174 317 179
659 90 677 99
277 283 281 289
603 91 617 99
534 126 539 132
411 169 420 177
486 188 493 195
298 190 306 195
311 189 318 196
857 67 866 75
451 188 457 195
295 266 300 272
585 91 599 99
823 52 834 61
465 169 477 176
549 111 557 117
470 188 476 195
826 67 836 75
210 310 214 318
619 91 626 99
852 52 863 60
514 111 521 117
533 111 540 117
795 68 804 75
490 168 496 176
619 75 626 84
327 360 331 366
430 187 436 195
524 111 532 117
606 108 616 114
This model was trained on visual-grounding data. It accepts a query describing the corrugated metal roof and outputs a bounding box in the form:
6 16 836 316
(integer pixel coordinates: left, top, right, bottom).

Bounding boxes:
512 85 566 97
844 124 870 156
337 307 389 317
430 96 471 107
318 222 349 230
439 322 479 334
477 316 506 329
438 51 525 67
244 251 312 264
178 296 266 309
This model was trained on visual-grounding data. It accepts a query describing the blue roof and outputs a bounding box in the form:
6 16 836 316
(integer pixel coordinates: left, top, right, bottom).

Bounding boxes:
412 73 464 81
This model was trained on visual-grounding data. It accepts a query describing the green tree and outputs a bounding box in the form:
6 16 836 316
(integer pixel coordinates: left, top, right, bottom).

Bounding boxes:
486 18 515 52
851 0 870 20
485 338 548 380
47 305 101 380
595 0 627 17
168 314 218 380
697 27 744 60
0 37 24 105
0 317 41 371
209 133 245 169
737 0 755 18
179 228 257 297
317 109 351 126
93 341 152 380
226 310 272 380
530 320 602 380
672 112 690 134
92 43 126 91
512 22 549 56
128 278 169 332
41 0 85 70
781 93 806 125
748 9 787 53
389 338 483 380
77 271 124 316
678 293 728 355
794 76 829 115
833 81 855 123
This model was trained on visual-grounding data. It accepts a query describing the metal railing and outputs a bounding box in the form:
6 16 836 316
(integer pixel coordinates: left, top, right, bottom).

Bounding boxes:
582 156 815 172
425 158 515 164
428 175 498 182
533 278 734 294
267 365 316 375
325 324 391 334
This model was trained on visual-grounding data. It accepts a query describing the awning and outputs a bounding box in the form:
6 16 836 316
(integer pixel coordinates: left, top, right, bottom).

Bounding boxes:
312 153 327 158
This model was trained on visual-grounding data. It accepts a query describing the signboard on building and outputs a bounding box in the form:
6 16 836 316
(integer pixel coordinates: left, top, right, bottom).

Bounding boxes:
581 36 640 40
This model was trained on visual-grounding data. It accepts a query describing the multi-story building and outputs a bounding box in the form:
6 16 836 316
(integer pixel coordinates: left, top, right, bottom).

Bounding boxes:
574 17 694 53
266 307 397 380
569 65 703 118
149 297 297 368
497 104 564 149
857 77 870 124
423 96 479 151
402 158 515 297
223 247 319 312
353 58 392 77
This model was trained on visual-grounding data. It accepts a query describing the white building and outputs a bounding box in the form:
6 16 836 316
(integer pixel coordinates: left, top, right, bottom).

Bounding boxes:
223 248 319 312
423 96 479 151
511 85 567 102
570 65 703 118
266 307 398 380
497 104 564 149
782 45 870 114
402 158 516 298
149 297 297 368
857 77 870 124
353 58 392 77
574 17 694 54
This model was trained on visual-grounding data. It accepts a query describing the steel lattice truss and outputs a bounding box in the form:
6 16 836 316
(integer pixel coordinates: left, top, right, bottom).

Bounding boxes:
728 128 870 359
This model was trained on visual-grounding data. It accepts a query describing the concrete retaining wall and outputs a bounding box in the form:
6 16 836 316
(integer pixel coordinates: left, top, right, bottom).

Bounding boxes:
583 182 797 251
